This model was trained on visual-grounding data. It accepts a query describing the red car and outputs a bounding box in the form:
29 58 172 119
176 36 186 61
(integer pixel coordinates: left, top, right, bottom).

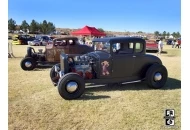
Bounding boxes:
145 40 158 52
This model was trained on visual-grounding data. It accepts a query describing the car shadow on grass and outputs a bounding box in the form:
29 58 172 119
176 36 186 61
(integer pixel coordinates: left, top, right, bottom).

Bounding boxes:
82 77 181 100
146 50 168 54
33 66 53 71
77 92 111 100
78 77 181 100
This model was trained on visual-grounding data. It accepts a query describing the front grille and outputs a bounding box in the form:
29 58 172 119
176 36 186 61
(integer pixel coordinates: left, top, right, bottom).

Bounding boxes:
60 53 69 73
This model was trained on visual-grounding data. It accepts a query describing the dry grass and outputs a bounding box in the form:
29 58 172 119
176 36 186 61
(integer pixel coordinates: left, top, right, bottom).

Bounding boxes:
8 44 181 130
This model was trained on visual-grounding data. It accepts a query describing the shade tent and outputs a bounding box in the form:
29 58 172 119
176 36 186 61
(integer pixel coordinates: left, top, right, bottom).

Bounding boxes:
71 26 106 36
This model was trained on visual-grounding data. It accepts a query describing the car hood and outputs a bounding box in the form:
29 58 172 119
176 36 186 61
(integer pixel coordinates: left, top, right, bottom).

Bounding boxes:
87 51 111 60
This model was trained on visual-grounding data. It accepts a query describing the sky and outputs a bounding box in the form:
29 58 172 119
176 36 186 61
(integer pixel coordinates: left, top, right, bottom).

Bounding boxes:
8 0 181 33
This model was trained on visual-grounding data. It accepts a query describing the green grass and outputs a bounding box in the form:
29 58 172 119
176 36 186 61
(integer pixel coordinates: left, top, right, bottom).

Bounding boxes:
8 44 181 130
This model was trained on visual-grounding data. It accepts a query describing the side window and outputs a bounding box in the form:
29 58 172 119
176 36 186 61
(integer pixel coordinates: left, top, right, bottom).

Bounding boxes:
129 42 133 49
135 42 143 53
44 37 48 40
127 42 134 54
68 39 75 45
59 40 67 46
112 43 121 53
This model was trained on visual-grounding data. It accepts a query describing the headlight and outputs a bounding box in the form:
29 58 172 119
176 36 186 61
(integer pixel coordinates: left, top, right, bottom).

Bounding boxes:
59 70 64 77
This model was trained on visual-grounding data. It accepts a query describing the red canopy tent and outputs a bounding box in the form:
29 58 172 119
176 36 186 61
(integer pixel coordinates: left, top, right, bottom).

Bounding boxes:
71 26 106 36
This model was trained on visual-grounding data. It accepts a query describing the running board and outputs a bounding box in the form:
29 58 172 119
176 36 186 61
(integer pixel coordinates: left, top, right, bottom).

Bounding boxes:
54 80 143 87
121 80 142 84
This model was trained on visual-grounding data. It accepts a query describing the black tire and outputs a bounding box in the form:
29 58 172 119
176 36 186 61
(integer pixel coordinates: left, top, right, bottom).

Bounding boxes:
20 57 37 71
146 64 168 89
58 73 85 100
50 63 60 85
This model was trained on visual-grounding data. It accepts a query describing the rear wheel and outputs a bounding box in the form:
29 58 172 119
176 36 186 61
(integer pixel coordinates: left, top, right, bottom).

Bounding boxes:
20 57 37 71
146 64 168 89
58 74 85 100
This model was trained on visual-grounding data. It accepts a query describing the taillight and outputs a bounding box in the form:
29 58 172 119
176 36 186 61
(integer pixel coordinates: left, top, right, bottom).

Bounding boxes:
19 40 22 44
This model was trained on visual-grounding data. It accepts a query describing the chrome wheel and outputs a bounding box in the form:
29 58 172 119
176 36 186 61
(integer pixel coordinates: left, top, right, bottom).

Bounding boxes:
25 61 32 68
154 72 162 81
66 81 78 93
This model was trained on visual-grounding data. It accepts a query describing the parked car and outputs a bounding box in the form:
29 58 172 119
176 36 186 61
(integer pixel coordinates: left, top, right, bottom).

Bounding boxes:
12 34 35 45
50 37 168 100
145 40 158 52
166 39 173 45
20 36 94 70
28 36 53 46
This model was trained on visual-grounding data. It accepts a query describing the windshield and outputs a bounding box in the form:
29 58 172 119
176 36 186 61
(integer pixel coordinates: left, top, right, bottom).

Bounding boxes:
93 41 110 53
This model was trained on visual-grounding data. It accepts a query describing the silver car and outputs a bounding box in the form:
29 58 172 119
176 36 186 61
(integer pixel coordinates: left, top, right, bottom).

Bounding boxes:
28 36 53 46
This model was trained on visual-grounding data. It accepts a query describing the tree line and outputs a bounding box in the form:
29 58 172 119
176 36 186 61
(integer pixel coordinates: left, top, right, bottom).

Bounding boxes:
8 18 180 38
154 31 181 39
8 18 56 34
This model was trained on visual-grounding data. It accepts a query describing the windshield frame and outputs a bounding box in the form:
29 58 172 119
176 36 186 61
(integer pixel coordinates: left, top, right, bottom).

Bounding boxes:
93 41 111 53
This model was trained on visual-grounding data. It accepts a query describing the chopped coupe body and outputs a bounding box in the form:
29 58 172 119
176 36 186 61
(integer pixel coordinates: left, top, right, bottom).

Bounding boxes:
20 36 94 70
50 37 168 100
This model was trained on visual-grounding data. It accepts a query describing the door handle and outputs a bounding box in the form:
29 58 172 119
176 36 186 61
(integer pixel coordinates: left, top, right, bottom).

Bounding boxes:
133 56 136 58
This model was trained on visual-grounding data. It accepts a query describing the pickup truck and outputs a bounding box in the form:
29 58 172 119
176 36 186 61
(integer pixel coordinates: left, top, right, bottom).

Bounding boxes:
145 40 158 52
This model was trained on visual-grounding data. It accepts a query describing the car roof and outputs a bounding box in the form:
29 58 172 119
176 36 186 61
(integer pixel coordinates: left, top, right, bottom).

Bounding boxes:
92 37 144 43
53 36 78 41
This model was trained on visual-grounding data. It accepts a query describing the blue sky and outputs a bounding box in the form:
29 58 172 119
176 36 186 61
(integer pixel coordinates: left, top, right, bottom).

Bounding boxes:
8 0 181 33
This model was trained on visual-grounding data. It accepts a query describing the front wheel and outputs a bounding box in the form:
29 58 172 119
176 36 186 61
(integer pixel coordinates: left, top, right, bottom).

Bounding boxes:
20 57 37 71
50 63 60 86
146 64 168 89
58 73 85 100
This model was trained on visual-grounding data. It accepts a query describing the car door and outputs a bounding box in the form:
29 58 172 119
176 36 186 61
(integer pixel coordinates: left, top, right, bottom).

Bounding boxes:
54 39 69 62
112 42 135 78
132 41 147 77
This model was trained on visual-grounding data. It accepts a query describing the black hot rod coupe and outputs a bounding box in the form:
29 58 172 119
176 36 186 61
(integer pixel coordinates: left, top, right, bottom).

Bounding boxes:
50 37 168 100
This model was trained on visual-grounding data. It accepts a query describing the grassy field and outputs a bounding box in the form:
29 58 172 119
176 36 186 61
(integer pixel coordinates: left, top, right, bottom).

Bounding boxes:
8 44 181 130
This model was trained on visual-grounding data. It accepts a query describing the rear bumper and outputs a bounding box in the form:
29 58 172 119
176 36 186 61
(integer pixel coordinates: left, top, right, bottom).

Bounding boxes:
12 41 20 45
146 48 158 51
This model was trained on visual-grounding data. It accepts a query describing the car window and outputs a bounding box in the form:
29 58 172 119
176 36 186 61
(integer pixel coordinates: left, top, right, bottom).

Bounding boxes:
26 35 31 39
94 42 110 53
129 42 133 49
59 40 67 46
113 42 133 54
135 42 143 53
68 39 75 45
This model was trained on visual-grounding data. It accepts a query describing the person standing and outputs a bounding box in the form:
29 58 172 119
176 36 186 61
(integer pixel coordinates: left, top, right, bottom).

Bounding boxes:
175 39 181 48
172 40 175 48
157 39 163 56
82 36 86 44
